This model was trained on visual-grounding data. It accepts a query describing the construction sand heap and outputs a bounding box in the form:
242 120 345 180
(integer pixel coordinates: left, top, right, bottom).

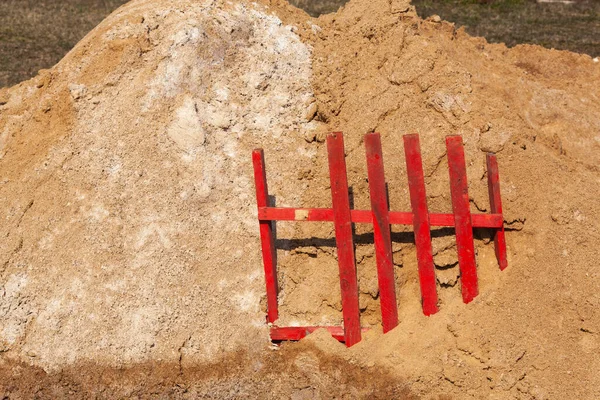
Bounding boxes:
1 0 600 397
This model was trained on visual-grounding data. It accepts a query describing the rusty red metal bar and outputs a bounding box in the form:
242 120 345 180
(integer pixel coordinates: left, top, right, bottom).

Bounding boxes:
252 149 279 323
486 153 508 270
446 136 478 304
365 132 399 332
270 326 371 342
327 132 362 347
403 134 439 316
252 132 507 346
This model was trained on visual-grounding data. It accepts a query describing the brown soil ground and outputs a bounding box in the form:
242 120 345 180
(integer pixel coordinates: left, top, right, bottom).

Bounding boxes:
0 341 415 399
1 0 599 398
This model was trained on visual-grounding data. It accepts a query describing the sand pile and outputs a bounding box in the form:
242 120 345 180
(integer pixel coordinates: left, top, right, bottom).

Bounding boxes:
1 0 599 397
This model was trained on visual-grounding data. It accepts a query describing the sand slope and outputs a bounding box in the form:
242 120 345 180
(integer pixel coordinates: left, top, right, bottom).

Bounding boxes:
1 0 599 398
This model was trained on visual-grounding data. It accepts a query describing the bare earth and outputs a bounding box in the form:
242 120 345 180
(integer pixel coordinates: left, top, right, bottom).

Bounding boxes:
0 0 599 398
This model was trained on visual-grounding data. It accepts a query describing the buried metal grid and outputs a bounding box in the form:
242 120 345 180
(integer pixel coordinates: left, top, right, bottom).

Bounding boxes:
252 132 507 347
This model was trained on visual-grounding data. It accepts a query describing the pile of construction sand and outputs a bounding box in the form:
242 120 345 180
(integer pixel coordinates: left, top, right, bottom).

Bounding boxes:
1 0 599 397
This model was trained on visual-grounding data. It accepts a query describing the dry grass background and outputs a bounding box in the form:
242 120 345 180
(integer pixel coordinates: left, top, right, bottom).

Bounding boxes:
289 0 599 57
0 0 598 86
0 0 128 88
412 0 599 57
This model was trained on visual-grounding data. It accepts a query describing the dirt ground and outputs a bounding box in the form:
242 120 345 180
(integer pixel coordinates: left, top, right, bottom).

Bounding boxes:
0 341 415 399
1 0 600 398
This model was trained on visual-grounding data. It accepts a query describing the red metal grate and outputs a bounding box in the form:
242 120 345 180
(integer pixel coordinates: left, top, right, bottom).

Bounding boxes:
252 132 507 347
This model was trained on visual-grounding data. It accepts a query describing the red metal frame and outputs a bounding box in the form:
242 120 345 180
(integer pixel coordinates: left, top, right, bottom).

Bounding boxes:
486 153 508 270
270 326 371 342
252 149 279 323
252 133 507 346
327 132 362 347
365 133 399 333
404 134 439 316
446 136 478 303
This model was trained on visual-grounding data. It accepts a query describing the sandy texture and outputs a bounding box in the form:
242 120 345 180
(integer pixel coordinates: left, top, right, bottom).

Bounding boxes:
292 1 600 398
1 0 600 398
0 338 413 399
0 0 320 370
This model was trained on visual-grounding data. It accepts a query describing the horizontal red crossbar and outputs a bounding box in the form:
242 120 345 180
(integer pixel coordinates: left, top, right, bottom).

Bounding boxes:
270 326 371 342
257 207 503 228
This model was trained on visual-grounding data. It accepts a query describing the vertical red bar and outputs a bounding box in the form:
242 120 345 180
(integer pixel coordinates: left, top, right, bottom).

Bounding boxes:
446 136 479 304
252 149 279 323
486 154 508 271
327 132 361 347
403 134 439 316
364 132 399 333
